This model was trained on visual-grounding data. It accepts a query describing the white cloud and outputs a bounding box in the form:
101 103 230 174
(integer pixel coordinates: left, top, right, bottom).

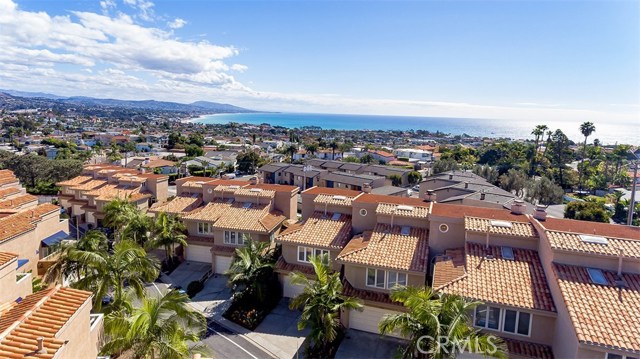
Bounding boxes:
99 0 116 13
168 17 186 29
122 0 155 21
231 64 248 73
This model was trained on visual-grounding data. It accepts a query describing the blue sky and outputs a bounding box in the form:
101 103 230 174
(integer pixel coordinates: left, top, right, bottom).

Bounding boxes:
0 0 638 123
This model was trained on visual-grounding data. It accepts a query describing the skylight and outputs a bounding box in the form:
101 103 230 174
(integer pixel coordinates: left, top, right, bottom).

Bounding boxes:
400 226 411 236
243 202 252 209
490 220 513 228
587 268 608 285
501 246 514 260
331 213 341 221
579 234 608 245
332 195 347 201
396 205 414 211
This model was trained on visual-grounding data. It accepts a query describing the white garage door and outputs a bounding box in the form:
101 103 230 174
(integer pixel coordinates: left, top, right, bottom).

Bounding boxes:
185 244 212 263
282 274 310 298
214 255 233 274
349 306 403 338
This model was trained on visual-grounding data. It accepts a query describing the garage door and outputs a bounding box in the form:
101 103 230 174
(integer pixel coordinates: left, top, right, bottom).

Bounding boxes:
282 274 310 298
185 244 212 263
349 306 403 338
214 255 233 274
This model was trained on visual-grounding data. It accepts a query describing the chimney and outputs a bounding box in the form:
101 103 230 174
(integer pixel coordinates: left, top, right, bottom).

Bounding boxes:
533 205 547 221
144 157 150 165
36 337 47 354
511 199 526 215
249 176 258 185
618 247 624 276
192 354 202 359
464 182 469 189
480 190 486 201
424 190 436 203
362 182 372 193
449 173 453 180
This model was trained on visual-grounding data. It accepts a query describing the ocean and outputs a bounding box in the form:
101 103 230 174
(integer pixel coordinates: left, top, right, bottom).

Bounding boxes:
193 112 639 146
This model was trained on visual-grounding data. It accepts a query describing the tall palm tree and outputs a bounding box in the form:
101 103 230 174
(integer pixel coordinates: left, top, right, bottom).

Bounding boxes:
225 239 275 301
104 197 136 240
73 240 159 312
289 255 363 357
578 121 596 192
329 140 339 160
285 144 298 163
529 125 548 176
102 289 209 359
379 286 506 359
43 230 109 285
149 212 187 260
122 210 153 247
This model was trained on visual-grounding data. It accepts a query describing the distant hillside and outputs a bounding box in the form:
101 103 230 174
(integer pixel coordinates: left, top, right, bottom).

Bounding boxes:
0 90 257 117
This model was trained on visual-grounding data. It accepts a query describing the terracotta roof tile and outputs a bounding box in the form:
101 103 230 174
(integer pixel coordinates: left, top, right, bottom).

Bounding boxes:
55 175 93 187
542 217 640 240
234 187 276 199
149 196 202 215
342 278 400 306
143 159 176 168
214 203 285 233
314 194 357 207
175 176 215 185
354 193 431 208
302 186 362 197
547 231 640 259
431 203 527 221
276 211 352 249
465 217 537 238
431 248 465 288
247 183 298 193
553 263 640 352
504 338 554 359
0 195 37 210
69 179 108 191
0 204 60 244
337 223 429 273
0 251 18 268
437 243 555 312
86 184 151 202
0 286 92 359
0 188 22 201
275 257 315 276
376 202 429 219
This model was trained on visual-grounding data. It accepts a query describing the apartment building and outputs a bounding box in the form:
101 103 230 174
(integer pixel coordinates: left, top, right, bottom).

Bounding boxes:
57 164 169 228
267 185 639 358
149 176 298 274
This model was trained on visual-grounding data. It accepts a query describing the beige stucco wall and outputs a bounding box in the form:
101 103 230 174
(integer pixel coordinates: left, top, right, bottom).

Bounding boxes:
274 191 298 220
343 264 425 291
375 214 429 229
57 298 99 359
351 202 379 233
427 215 466 257
465 232 539 251
552 251 640 274
148 179 169 203
475 306 556 346
0 231 38 274
0 260 31 303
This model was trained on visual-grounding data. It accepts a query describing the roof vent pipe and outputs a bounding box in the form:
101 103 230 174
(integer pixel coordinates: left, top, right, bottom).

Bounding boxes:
533 204 547 221
424 190 436 203
480 191 486 201
36 337 47 354
449 173 453 180
464 182 469 189
618 247 624 276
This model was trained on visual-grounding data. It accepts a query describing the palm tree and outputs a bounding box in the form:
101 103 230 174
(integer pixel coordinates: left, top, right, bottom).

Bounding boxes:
102 289 209 359
73 240 159 312
43 230 109 285
379 286 506 359
578 121 596 192
284 144 298 163
149 212 187 261
339 142 353 159
104 197 136 240
329 140 339 160
225 239 275 301
289 255 363 357
530 125 548 176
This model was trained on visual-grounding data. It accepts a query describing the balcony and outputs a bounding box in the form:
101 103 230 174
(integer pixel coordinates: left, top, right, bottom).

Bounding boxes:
90 313 105 353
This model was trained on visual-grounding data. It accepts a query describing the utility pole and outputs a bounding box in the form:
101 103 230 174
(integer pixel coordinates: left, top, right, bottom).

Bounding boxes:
628 161 638 226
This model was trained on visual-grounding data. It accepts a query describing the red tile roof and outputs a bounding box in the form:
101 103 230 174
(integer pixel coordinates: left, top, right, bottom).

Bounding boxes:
436 243 555 312
354 193 431 208
0 251 18 268
431 203 527 221
541 217 640 241
0 285 92 359
342 279 400 306
276 211 352 249
0 188 22 201
274 257 315 276
302 186 362 197
504 339 554 359
553 263 640 352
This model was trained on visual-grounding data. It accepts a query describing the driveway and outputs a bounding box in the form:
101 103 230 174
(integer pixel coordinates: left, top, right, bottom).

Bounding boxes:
167 261 212 289
244 299 309 359
335 329 406 359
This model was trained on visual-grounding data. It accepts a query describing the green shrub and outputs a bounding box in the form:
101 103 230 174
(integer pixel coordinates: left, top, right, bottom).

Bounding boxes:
186 280 204 298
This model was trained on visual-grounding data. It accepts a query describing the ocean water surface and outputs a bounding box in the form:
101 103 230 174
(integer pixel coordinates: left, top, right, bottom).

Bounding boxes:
194 112 639 145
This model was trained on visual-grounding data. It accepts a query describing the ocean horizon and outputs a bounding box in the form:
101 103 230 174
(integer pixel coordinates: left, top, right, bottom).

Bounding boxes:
193 112 639 146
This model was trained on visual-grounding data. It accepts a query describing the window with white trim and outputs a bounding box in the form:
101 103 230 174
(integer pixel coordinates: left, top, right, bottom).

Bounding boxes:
297 246 329 263
366 268 407 289
197 222 211 234
474 305 501 330
502 309 531 336
224 231 248 245
473 306 532 336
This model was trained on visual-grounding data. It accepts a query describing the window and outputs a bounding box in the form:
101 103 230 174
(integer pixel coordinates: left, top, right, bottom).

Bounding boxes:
331 213 341 221
439 224 449 233
502 309 531 336
297 246 329 263
224 231 248 245
386 271 407 288
587 268 608 285
474 305 501 330
366 268 407 289
400 226 411 236
606 354 638 359
501 246 514 260
359 208 368 217
197 222 211 234
366 268 386 288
